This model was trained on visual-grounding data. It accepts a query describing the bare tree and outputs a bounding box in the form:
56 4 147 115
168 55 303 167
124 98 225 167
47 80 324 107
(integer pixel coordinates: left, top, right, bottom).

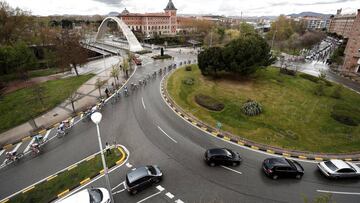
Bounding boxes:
67 91 80 113
110 65 120 87
55 30 88 76
95 78 106 97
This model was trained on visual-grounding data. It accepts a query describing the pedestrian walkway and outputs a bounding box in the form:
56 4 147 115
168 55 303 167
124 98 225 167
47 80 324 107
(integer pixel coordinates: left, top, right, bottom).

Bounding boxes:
0 56 125 146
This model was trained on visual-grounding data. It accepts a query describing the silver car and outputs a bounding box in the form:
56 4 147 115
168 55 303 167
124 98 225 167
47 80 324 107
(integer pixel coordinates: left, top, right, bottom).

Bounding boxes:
317 159 360 179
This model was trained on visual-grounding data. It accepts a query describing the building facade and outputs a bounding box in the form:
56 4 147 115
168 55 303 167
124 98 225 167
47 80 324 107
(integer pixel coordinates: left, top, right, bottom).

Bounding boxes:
303 16 328 30
343 9 360 73
118 0 177 37
329 9 356 38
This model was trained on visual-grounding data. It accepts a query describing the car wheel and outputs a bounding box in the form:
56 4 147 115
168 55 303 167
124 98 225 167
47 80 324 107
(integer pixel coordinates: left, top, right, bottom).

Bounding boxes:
209 162 216 167
131 190 138 195
154 178 160 183
295 174 302 179
272 175 278 180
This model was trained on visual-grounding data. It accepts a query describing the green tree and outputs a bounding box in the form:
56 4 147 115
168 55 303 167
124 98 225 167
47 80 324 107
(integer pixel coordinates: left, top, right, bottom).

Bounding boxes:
95 78 106 98
222 33 275 75
198 47 224 77
110 65 120 86
239 22 256 36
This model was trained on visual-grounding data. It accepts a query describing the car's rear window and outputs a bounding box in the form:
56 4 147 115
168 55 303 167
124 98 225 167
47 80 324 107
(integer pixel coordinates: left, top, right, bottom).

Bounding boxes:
324 161 338 171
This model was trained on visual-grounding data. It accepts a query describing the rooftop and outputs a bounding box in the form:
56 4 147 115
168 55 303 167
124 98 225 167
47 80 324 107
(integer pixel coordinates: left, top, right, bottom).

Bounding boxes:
165 0 177 10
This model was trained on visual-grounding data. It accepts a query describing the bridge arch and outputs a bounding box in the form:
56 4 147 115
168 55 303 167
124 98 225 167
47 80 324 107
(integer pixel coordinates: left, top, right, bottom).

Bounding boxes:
95 17 144 52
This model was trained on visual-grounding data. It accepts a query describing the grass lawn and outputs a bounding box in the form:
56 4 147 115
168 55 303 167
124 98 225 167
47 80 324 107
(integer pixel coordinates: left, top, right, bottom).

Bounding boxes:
0 74 94 134
10 148 123 203
167 65 360 153
0 68 62 83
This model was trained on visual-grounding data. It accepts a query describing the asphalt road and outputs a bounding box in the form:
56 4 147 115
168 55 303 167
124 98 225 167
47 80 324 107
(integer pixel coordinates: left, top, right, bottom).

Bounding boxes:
1 49 360 203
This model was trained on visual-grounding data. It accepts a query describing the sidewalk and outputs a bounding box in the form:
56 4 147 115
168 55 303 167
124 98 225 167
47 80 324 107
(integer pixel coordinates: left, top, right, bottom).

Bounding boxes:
0 56 124 146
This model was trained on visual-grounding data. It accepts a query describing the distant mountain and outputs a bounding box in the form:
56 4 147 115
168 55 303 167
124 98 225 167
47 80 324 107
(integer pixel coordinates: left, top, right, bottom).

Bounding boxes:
108 12 120 17
288 12 332 18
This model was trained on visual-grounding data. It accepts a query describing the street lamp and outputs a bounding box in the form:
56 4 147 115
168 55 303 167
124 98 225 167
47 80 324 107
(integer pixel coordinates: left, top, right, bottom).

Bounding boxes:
91 112 114 203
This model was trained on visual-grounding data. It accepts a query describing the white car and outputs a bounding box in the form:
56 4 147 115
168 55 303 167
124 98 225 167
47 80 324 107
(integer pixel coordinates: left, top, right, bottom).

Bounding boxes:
57 188 110 203
318 159 360 179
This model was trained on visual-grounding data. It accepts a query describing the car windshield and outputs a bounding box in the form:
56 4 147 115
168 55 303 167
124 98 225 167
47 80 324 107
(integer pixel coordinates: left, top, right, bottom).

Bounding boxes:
224 149 233 157
147 165 157 175
324 161 338 171
89 189 103 203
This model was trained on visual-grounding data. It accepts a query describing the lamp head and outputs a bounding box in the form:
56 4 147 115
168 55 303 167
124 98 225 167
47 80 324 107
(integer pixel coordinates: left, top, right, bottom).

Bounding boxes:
91 112 102 124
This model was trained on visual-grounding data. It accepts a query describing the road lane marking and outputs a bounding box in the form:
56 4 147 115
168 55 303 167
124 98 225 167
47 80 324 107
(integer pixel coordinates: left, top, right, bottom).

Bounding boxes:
142 97 146 109
0 149 4 157
43 130 51 141
156 185 165 192
157 126 178 143
317 190 360 195
175 199 184 203
11 143 22 153
112 181 125 191
112 189 126 195
24 137 35 153
221 166 242 175
136 191 162 203
165 192 174 199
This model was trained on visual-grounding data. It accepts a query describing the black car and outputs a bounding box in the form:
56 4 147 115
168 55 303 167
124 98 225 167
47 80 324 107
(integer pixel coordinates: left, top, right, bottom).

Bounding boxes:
204 148 242 167
125 165 162 195
262 157 304 180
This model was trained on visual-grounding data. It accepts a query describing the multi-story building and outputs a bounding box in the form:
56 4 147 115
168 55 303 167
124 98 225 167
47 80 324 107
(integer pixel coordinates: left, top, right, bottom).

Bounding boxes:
343 9 360 73
118 0 177 37
329 9 356 38
303 16 328 30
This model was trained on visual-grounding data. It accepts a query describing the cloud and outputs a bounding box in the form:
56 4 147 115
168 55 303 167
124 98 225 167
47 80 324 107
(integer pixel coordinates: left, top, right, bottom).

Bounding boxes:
92 0 124 6
294 0 355 6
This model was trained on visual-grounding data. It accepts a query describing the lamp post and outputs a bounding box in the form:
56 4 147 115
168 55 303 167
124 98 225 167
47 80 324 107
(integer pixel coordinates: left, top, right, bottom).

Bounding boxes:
91 112 114 203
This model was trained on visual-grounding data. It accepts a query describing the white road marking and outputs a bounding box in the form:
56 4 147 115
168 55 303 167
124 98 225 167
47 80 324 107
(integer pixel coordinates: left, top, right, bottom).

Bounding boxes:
11 143 22 153
112 188 126 195
317 190 360 195
142 97 146 109
175 199 184 203
156 185 165 192
136 191 162 203
221 166 243 175
165 192 174 199
111 181 125 191
0 149 4 157
126 162 132 168
157 126 178 143
24 137 36 153
43 130 51 141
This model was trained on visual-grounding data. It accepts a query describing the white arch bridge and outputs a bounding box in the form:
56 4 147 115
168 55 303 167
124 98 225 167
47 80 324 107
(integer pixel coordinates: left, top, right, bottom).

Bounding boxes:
95 17 144 52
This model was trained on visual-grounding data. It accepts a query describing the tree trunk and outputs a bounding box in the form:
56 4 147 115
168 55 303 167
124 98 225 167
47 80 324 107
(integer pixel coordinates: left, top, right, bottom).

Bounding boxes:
73 64 79 76
71 101 75 113
126 70 129 78
98 88 101 97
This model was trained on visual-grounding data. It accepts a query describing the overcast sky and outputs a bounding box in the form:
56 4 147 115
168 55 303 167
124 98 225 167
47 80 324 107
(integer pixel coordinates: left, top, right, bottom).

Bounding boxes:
6 0 360 16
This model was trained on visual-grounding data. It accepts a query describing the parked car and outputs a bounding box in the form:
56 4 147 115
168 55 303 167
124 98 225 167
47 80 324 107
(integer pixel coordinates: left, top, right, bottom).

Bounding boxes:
262 157 304 180
317 159 360 179
125 165 162 195
57 188 110 203
204 148 242 167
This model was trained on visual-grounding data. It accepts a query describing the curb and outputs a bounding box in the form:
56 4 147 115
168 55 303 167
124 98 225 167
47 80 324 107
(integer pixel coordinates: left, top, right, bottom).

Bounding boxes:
0 145 128 203
161 65 360 162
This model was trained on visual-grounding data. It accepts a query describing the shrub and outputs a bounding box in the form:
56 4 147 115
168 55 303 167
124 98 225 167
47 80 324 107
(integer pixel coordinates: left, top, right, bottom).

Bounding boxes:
279 68 296 76
185 66 192 71
331 86 342 99
152 54 172 60
300 73 319 83
195 94 224 111
242 100 263 116
182 77 195 85
331 103 360 126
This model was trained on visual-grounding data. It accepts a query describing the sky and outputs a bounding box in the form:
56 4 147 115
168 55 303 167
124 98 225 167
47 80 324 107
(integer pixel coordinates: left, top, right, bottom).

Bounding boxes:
6 0 360 16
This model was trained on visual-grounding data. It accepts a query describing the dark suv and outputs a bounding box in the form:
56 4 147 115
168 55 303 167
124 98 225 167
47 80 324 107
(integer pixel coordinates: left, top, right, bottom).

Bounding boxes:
262 157 304 180
204 148 242 167
125 165 162 195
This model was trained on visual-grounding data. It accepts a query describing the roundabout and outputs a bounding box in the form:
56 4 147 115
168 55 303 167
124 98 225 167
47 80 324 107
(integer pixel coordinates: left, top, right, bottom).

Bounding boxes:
0 49 359 203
